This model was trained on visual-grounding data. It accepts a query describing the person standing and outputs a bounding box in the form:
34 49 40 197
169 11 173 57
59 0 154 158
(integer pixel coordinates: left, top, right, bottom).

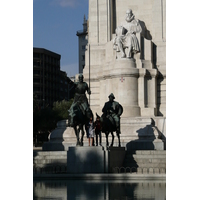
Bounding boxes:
87 117 94 146
94 116 102 146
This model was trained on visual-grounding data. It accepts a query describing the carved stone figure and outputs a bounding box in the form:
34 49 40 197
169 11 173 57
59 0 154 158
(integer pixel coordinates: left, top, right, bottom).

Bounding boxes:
113 9 142 58
68 74 91 126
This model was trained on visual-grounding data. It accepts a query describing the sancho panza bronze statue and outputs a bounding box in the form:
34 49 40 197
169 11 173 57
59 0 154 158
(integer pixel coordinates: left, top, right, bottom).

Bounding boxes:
102 93 123 134
68 74 91 126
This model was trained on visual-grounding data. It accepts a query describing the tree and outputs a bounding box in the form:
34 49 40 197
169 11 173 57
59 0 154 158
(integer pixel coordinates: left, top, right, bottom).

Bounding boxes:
52 99 73 121
33 98 73 134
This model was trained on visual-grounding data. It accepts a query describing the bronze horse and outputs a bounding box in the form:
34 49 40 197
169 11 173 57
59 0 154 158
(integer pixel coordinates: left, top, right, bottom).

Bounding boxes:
97 105 123 147
69 104 93 146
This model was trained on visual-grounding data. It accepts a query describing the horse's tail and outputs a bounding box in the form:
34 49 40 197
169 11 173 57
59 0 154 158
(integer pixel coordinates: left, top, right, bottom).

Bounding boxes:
96 113 101 119
118 104 123 117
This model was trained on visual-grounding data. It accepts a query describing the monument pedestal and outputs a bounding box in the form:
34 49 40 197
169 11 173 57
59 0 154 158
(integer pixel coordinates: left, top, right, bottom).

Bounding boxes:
111 117 166 151
108 147 126 172
67 146 125 173
67 146 105 173
42 120 77 151
126 139 164 151
98 58 141 118
43 117 166 151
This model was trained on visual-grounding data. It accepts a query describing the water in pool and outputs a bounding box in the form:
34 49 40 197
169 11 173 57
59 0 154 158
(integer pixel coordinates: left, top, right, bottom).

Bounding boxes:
33 179 166 200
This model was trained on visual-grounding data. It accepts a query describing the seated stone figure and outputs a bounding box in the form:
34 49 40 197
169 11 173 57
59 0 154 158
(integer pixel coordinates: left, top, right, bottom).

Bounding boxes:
113 9 142 58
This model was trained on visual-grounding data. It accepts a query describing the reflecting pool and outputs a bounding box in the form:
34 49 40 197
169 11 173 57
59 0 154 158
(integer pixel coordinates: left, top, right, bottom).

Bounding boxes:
33 179 166 200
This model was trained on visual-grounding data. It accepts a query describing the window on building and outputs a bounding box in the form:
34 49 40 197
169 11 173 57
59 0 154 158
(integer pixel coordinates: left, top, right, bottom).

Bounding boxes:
33 78 40 83
82 45 86 50
33 70 40 75
33 61 40 66
82 55 85 61
33 53 40 58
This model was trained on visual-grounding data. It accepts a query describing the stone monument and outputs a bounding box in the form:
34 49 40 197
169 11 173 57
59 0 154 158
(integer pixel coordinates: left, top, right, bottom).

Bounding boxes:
40 1 166 176
83 0 166 150
43 0 166 151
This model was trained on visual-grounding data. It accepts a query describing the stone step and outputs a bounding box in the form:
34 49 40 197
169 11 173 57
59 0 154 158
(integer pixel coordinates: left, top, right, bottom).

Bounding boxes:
34 155 67 160
135 150 166 155
123 158 165 165
33 151 67 156
123 162 166 168
34 159 67 164
122 150 166 173
123 156 165 164
123 157 166 166
125 150 166 155
126 153 165 159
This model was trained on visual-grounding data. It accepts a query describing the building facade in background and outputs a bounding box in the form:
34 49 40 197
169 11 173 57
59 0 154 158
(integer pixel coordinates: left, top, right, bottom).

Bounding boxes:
76 15 88 74
33 48 74 108
59 71 75 101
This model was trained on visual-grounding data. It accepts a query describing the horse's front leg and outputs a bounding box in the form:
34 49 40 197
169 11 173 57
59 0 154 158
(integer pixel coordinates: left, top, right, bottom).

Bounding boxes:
110 132 114 147
74 126 80 146
106 132 109 147
116 132 121 147
80 125 84 146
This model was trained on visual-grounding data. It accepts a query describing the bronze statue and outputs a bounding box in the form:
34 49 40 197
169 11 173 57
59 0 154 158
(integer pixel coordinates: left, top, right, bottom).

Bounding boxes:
68 74 93 146
68 74 91 126
99 93 123 147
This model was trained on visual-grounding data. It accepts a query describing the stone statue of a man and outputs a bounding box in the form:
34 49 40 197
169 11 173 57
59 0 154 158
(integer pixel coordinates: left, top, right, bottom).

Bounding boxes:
113 9 142 58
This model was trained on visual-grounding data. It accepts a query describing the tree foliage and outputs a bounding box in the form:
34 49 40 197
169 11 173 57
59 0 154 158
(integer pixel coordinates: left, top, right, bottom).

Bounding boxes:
52 99 73 121
33 97 73 134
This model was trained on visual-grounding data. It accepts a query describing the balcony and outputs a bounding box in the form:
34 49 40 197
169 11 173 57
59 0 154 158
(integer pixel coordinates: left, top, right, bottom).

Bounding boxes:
76 29 87 36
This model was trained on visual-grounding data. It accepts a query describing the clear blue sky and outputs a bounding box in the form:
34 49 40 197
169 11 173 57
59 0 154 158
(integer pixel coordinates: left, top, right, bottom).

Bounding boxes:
33 0 88 76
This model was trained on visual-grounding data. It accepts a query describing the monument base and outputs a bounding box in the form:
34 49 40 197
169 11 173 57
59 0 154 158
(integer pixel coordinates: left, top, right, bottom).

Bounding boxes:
108 147 126 172
43 117 166 151
126 139 165 151
42 120 77 151
67 146 126 173
111 117 166 150
67 146 105 173
42 141 74 151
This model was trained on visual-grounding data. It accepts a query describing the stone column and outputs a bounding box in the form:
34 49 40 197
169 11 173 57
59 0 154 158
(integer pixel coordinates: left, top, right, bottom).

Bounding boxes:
88 0 99 44
140 69 158 116
138 68 146 108
100 59 141 117
142 39 153 69
148 69 158 115
135 33 142 68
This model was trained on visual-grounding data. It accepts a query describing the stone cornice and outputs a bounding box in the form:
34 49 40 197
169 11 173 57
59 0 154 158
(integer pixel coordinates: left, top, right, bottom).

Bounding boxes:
100 73 139 80
139 68 146 77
